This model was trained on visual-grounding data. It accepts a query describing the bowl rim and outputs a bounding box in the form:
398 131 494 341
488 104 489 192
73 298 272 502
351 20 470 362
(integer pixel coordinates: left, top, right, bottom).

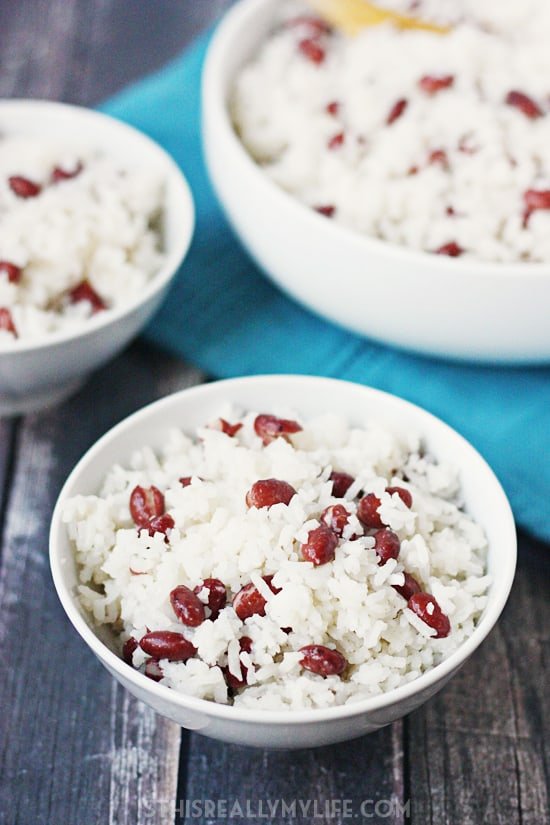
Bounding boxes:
202 0 550 281
0 98 195 355
49 374 517 726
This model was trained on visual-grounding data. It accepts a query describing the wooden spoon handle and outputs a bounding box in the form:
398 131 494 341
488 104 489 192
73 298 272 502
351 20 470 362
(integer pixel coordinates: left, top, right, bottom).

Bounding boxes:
306 0 450 35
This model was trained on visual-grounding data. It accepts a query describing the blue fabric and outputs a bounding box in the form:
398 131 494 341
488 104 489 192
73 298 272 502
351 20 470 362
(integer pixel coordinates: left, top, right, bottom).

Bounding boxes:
100 34 548 543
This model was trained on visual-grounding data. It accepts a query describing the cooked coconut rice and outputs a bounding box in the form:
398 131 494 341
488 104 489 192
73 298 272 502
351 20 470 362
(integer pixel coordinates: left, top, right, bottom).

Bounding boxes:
63 407 490 711
0 135 164 343
232 0 550 263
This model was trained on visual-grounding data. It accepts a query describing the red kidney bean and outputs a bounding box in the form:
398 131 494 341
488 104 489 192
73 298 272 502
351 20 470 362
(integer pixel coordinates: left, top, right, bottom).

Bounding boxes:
328 131 345 150
326 101 340 116
357 493 384 528
419 74 454 94
393 572 422 601
301 524 338 566
246 478 297 509
233 581 265 620
436 242 464 257
129 485 165 528
220 419 242 436
223 668 244 690
386 486 413 508
144 659 164 681
320 504 351 537
298 38 325 64
523 189 550 212
428 148 449 169
329 471 355 498
51 162 83 183
523 189 550 226
315 205 336 217
211 418 242 437
408 592 451 638
0 308 17 337
0 261 22 284
147 513 175 540
505 90 543 120
254 414 303 445
170 585 206 627
179 476 204 487
299 644 347 677
286 16 332 35
194 578 227 619
223 636 253 690
122 636 138 665
68 279 107 313
387 98 408 125
8 175 41 198
140 630 196 661
373 528 401 564
233 576 280 621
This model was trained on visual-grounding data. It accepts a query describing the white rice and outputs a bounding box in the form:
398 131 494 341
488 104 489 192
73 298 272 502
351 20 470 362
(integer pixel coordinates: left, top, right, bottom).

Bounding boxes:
0 136 164 344
63 407 490 711
232 0 550 263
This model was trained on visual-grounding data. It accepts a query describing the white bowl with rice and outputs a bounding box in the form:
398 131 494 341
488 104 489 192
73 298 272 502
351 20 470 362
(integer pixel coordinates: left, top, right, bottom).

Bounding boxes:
0 99 194 415
50 375 516 749
202 0 550 363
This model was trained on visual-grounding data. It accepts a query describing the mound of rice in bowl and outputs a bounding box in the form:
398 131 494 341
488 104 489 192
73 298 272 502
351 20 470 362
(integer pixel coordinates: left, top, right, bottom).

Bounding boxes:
63 408 490 710
0 135 164 344
232 0 550 263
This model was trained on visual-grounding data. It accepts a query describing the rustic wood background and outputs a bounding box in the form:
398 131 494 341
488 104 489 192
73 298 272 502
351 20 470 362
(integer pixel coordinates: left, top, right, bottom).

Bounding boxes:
0 2 549 824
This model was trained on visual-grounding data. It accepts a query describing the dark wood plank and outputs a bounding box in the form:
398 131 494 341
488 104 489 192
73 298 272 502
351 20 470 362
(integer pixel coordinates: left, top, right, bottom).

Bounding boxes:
179 721 408 825
0 0 231 104
0 421 16 515
0 345 204 825
407 538 550 825
0 2 218 823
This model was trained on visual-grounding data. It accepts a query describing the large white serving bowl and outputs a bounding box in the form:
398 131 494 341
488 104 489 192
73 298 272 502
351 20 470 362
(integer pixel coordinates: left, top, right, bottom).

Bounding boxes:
50 375 516 749
0 99 194 416
202 0 550 364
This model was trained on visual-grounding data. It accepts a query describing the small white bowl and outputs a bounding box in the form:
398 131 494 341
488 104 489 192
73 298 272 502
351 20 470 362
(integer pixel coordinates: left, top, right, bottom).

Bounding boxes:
202 0 550 364
50 375 516 749
0 100 194 416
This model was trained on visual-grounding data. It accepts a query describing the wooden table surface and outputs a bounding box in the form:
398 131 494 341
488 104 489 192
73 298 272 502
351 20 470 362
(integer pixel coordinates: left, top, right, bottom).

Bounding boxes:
1 2 549 823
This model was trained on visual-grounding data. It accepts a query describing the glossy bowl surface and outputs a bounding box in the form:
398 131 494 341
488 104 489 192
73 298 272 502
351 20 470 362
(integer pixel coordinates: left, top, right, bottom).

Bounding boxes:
50 375 516 748
202 0 550 364
0 99 194 415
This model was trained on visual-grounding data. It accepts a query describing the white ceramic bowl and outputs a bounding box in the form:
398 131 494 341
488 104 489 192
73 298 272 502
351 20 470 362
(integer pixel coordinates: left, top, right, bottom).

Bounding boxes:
50 375 516 749
202 0 550 364
0 99 194 416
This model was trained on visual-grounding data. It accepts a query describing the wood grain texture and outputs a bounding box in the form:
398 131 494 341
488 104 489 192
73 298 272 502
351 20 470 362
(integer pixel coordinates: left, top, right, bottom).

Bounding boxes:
180 722 407 825
407 538 550 825
0 421 17 533
0 346 204 825
0 0 232 103
0 2 216 822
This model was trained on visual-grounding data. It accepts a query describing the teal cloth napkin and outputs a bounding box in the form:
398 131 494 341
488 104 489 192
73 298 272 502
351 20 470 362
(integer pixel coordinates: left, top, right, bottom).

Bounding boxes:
101 34 548 543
